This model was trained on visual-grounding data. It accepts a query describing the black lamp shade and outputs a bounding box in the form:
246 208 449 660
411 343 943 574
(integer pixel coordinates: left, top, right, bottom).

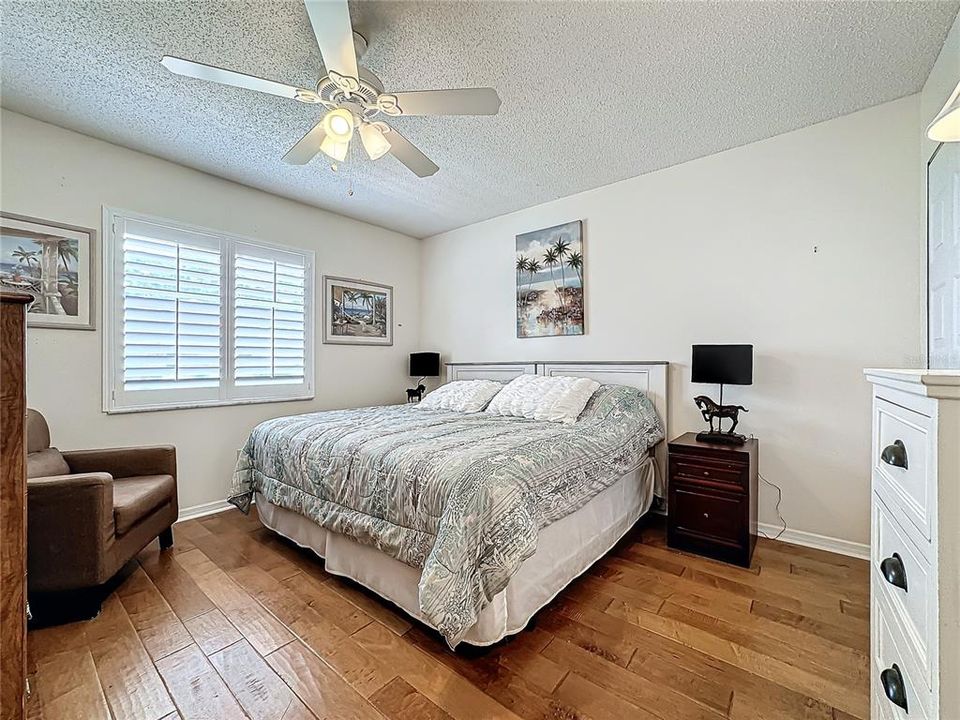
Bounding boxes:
409 352 440 378
692 345 753 385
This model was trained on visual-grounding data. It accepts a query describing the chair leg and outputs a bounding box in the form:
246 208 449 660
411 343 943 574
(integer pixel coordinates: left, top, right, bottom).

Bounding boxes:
159 526 174 550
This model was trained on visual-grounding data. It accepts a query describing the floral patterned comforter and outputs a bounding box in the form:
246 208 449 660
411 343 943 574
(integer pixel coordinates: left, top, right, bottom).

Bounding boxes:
229 384 663 646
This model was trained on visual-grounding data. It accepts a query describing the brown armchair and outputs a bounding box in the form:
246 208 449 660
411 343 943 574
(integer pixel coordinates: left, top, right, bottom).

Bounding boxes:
26 409 178 623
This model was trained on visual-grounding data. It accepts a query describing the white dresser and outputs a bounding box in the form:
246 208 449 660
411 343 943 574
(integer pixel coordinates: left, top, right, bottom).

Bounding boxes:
864 369 960 720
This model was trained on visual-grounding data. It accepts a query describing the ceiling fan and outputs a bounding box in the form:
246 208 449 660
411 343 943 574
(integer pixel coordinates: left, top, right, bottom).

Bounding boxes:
160 0 501 178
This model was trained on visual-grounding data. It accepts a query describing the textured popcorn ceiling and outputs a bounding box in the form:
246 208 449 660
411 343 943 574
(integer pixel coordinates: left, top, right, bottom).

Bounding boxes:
1 1 957 238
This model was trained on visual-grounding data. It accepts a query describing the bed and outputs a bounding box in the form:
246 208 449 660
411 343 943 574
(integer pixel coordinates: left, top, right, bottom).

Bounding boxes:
229 361 668 647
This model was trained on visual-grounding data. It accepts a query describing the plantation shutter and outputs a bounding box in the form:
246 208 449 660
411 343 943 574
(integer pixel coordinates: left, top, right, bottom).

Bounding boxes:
231 241 310 397
117 217 223 405
105 208 314 413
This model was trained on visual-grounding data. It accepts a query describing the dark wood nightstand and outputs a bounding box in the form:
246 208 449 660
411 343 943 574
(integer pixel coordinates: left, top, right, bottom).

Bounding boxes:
667 432 758 567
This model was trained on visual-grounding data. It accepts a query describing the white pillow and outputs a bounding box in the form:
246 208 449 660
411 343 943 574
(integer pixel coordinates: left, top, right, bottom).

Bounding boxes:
415 380 503 413
485 374 601 424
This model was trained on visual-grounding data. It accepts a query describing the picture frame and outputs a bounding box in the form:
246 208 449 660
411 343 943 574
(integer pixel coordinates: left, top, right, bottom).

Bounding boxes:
0 211 96 330
322 275 393 346
515 219 584 338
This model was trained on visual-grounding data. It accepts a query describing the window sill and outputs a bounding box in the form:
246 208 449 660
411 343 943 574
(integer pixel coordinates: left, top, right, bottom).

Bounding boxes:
104 393 316 415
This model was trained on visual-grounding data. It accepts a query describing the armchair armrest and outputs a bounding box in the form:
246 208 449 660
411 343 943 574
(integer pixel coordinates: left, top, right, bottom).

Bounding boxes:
63 445 177 480
27 473 114 592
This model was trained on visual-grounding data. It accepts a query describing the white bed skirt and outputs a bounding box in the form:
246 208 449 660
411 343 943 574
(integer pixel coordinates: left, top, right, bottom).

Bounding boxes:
255 455 656 646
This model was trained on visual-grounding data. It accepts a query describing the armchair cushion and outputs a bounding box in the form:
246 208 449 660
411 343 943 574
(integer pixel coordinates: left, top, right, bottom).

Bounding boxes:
113 474 176 536
64 445 177 480
26 448 70 479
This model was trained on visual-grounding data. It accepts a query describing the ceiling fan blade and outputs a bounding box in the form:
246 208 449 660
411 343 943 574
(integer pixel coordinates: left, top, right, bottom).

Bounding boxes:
303 0 359 82
283 120 328 164
161 56 312 100
388 88 501 116
384 126 439 178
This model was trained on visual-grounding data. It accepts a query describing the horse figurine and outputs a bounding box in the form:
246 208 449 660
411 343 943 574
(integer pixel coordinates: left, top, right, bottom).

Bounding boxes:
694 395 748 435
406 384 426 403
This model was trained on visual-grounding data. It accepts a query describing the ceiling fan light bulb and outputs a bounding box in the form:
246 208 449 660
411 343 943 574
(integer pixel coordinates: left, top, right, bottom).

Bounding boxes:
359 123 391 160
320 135 349 162
323 108 355 142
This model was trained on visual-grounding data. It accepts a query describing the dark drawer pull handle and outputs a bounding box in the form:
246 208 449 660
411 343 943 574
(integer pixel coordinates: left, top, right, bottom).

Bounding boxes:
881 440 908 470
880 553 908 592
880 664 908 711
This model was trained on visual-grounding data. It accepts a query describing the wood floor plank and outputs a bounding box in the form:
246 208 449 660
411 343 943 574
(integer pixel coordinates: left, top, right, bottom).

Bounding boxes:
657 598 868 682
322 575 413 636
265 640 385 720
116 565 194 661
175 548 294 656
281 572 373 635
85 594 177 719
553 671 658 720
553 597 867 718
749 600 869 653
138 544 216 622
35 649 110 720
184 608 243 656
210 639 317 720
369 677 454 720
541 636 724 720
405 626 572 720
352 622 523 720
155 643 248 719
247 526 334 585
228 563 394 699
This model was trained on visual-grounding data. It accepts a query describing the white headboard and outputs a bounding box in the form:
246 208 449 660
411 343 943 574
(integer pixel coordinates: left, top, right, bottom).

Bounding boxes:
446 361 669 494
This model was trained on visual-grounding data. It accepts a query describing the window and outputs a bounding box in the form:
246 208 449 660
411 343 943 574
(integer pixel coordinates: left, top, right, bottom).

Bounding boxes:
103 208 314 413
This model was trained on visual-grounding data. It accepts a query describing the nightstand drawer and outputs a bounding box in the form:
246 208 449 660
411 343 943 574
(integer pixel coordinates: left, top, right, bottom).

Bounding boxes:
669 484 746 548
670 456 747 493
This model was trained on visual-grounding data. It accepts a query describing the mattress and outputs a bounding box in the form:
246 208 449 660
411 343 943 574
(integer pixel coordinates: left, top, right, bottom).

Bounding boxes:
255 454 656 646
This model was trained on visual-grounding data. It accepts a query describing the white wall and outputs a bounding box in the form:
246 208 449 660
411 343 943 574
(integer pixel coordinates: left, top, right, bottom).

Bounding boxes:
0 110 422 514
420 96 922 546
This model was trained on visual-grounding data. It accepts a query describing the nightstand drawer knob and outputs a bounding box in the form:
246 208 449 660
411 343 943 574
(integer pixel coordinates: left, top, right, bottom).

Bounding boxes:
703 512 709 519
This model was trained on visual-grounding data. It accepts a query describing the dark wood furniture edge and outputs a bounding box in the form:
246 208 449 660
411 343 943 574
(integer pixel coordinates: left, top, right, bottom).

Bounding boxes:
1 292 28 720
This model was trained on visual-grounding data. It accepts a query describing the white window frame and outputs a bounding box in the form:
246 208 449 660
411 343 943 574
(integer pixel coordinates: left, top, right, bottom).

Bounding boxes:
102 206 315 414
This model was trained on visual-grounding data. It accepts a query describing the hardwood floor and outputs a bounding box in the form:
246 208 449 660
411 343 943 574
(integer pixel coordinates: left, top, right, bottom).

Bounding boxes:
26 509 870 720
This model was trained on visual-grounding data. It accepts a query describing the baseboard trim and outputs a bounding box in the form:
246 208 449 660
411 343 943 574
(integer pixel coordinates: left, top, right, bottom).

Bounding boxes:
757 522 869 560
177 499 234 522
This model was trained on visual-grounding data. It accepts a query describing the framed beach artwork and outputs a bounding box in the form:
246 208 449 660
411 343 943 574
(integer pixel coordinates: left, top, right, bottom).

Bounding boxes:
515 220 584 338
323 275 393 346
0 212 96 330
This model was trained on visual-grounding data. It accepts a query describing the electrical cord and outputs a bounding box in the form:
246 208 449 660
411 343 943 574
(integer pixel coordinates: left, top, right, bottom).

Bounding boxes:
757 470 787 540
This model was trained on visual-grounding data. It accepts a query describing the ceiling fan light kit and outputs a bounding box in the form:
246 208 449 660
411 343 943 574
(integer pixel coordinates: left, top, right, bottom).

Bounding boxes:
159 0 502 177
927 81 960 142
359 122 391 160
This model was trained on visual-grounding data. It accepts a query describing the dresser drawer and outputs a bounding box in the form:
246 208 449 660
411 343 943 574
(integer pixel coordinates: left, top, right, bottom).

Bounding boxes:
669 456 747 493
874 590 933 720
873 398 934 549
872 496 935 690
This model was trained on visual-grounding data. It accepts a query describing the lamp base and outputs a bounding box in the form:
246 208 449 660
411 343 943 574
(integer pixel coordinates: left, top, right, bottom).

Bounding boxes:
696 430 747 446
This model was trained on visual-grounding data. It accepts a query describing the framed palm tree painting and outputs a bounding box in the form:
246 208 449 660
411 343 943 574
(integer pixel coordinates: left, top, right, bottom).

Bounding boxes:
323 275 393 345
0 212 96 329
516 220 584 337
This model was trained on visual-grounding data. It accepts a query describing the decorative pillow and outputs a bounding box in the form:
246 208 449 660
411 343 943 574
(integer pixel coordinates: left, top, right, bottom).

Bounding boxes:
485 374 601 424
26 447 70 479
416 380 504 413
